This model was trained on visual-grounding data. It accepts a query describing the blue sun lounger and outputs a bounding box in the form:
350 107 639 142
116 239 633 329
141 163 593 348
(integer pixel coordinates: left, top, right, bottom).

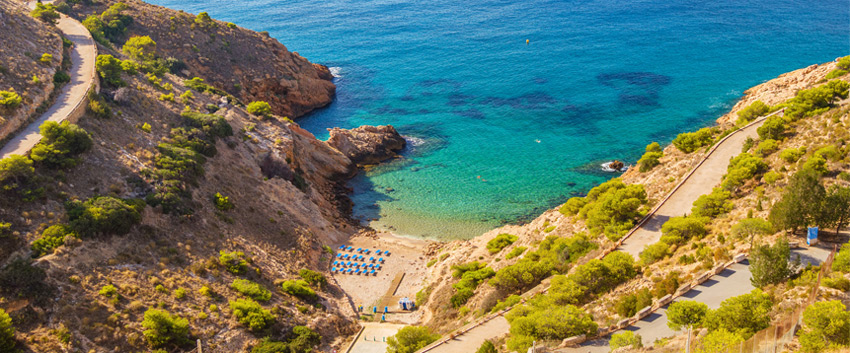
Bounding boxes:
379 257 384 263
385 251 391 256
376 250 383 255
339 245 346 250
331 267 337 273
347 246 354 251
369 257 375 262
370 269 376 275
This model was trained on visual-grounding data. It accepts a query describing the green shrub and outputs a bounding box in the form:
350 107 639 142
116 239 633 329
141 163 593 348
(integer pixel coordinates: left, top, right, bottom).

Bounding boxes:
476 340 497 353
87 91 111 118
39 53 53 64
610 331 642 350
67 196 143 237
573 178 647 241
213 192 234 211
691 188 732 218
0 155 41 200
0 308 15 352
667 300 708 331
173 288 186 299
640 241 671 265
99 284 117 298
227 22 237 29
53 71 70 84
838 56 850 70
179 90 194 103
84 3 132 44
0 91 22 109
705 289 772 338
387 326 439 353
783 80 850 120
558 197 586 216
754 139 778 157
298 269 327 288
660 216 708 245
219 251 248 275
505 304 597 352
96 54 125 87
141 308 190 348
638 142 664 172
834 243 850 273
180 111 233 138
123 36 157 63
505 246 526 260
763 171 781 185
779 147 804 163
30 121 93 168
736 100 770 125
247 101 272 117
756 115 788 140
799 300 850 353
822 275 850 292
229 299 275 331
120 60 139 75
231 279 271 301
31 2 60 24
31 224 76 257
158 93 174 102
697 329 743 353
768 168 826 232
281 279 317 301
730 217 773 246
721 153 768 191
486 233 517 254
252 326 320 353
490 294 521 313
814 145 841 161
673 127 716 153
825 69 847 80
489 234 596 293
749 239 793 288
450 264 495 307
0 222 10 238
194 12 214 27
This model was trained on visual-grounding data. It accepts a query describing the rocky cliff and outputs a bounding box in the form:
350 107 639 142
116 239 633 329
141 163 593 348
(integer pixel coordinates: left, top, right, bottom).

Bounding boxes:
327 125 406 166
67 0 336 119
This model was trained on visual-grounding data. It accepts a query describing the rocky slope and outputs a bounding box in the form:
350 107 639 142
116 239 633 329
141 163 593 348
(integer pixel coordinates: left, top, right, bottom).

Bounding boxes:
65 0 336 119
0 0 63 141
0 2 403 352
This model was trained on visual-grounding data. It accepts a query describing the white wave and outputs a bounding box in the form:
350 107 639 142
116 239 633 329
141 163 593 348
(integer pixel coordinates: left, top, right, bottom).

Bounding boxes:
404 136 426 147
328 66 343 78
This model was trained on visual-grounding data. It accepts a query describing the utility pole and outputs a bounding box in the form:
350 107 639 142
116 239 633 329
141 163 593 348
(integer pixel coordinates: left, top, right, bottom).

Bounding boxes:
686 325 691 353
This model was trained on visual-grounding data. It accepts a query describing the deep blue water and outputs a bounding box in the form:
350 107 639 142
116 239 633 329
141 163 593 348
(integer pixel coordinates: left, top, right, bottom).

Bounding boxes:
150 0 849 239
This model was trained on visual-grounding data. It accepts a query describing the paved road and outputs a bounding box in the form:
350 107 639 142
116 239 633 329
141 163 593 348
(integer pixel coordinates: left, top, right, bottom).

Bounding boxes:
0 4 96 159
560 245 833 352
619 118 769 257
348 322 405 353
426 315 510 353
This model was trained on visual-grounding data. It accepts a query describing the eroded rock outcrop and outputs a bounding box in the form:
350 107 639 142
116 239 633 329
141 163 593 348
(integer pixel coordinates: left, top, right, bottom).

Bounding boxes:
326 125 406 165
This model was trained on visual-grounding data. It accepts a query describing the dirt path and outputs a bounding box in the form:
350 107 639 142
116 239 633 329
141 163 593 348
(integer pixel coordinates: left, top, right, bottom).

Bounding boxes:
425 315 510 353
0 4 97 159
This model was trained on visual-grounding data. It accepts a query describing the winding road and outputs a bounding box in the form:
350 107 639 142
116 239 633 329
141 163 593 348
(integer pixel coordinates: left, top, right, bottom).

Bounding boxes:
0 2 97 159
418 113 791 353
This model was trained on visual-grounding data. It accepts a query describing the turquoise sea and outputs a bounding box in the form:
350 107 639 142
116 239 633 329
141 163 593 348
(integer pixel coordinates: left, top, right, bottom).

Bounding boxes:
149 0 849 240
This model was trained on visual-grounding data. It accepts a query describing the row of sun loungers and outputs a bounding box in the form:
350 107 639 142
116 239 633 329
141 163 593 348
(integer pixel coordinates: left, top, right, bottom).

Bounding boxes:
336 253 385 263
332 267 378 275
337 245 391 256
333 261 382 269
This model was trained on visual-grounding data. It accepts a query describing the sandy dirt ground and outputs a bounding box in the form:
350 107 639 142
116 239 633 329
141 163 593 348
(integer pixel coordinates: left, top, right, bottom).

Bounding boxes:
332 231 433 324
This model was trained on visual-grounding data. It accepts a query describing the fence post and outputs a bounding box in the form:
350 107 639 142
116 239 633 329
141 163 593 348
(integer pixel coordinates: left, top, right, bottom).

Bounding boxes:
197 339 203 353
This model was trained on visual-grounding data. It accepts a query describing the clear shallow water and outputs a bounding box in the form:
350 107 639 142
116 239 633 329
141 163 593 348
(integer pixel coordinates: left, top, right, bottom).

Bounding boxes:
150 0 849 240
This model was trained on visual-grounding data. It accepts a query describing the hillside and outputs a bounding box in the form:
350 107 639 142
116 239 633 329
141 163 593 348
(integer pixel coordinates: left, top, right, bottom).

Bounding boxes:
414 59 850 353
0 0 64 142
0 1 402 352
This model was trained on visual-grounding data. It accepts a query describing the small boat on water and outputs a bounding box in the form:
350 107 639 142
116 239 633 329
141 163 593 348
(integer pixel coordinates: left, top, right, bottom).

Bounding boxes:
600 160 629 173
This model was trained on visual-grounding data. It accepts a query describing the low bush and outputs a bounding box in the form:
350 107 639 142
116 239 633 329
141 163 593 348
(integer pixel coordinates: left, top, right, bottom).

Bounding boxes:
142 308 190 348
754 139 779 157
825 69 847 80
566 178 647 241
486 233 517 254
31 2 60 24
31 224 76 257
782 80 849 120
0 308 15 352
721 153 768 191
673 127 716 153
298 269 327 288
96 54 124 87
736 100 770 125
0 259 50 299
489 234 596 293
123 36 157 63
659 216 709 245
219 250 248 275
67 196 144 237
0 91 22 109
799 300 850 352
231 279 271 301
213 192 233 211
779 147 804 163
834 243 850 273
30 121 93 169
763 171 781 185
87 91 111 118
386 326 439 353
450 263 495 307
0 155 41 200
229 299 275 331
705 289 772 338
505 246 526 259
490 294 521 313
638 142 663 172
691 188 732 218
281 279 317 301
640 241 671 265
39 53 53 64
53 71 70 84
247 101 272 117
252 326 320 353
505 304 597 352
610 331 642 350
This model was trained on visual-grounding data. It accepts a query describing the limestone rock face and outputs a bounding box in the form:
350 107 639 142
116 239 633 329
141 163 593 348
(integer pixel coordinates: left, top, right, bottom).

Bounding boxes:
326 125 406 165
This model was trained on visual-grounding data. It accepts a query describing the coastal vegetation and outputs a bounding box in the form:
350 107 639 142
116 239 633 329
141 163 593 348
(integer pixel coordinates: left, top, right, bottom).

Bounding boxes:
386 326 439 353
489 233 596 293
672 127 717 153
736 100 771 125
559 178 647 241
637 142 663 172
485 233 517 254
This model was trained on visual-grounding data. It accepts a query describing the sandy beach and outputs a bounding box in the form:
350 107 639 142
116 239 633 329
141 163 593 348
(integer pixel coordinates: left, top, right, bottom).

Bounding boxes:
331 231 435 324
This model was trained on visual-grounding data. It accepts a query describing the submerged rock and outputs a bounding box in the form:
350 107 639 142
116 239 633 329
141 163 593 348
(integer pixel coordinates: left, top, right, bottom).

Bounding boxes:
327 125 406 166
